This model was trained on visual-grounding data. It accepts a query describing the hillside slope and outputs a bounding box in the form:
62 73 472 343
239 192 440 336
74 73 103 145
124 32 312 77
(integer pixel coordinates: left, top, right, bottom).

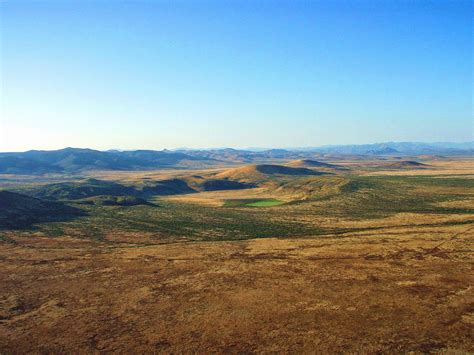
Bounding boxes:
18 178 137 200
385 160 428 169
286 159 342 169
0 148 209 174
0 191 85 228
215 164 325 183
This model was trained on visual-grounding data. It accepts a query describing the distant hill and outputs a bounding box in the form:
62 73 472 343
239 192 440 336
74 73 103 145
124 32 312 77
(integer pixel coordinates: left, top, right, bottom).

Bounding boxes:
18 178 138 200
0 142 471 175
139 177 254 195
308 142 473 156
287 159 342 169
0 148 208 174
0 156 63 174
384 161 428 169
252 165 321 175
199 179 254 191
17 176 256 202
177 142 472 163
139 178 196 196
0 191 85 229
215 164 324 182
176 148 307 163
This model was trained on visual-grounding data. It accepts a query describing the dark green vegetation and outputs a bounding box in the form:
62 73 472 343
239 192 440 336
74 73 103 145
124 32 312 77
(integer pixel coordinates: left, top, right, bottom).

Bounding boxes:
299 175 474 219
1 172 472 242
200 179 254 191
24 200 318 242
77 195 152 207
139 178 196 195
11 175 251 201
0 191 85 229
140 178 254 195
16 178 137 200
249 164 323 175
13 176 257 202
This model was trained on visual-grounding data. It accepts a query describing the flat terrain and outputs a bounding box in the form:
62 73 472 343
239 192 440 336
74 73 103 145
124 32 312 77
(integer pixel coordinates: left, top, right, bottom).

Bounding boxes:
0 157 473 353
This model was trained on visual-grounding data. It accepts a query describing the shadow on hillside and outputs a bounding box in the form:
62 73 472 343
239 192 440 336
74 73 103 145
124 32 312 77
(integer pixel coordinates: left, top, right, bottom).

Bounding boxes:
0 203 88 230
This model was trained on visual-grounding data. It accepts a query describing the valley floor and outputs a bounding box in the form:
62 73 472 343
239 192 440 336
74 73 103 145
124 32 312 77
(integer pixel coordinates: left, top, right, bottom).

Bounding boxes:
1 221 473 353
1 157 473 353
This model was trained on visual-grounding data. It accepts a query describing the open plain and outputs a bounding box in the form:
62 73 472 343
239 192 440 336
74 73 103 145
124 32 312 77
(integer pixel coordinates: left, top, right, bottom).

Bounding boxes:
1 155 473 353
2 0 472 352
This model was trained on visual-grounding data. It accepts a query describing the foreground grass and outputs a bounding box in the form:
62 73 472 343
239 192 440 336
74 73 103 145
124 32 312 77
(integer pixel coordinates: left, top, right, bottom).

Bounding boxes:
29 199 320 243
304 175 474 219
2 167 473 353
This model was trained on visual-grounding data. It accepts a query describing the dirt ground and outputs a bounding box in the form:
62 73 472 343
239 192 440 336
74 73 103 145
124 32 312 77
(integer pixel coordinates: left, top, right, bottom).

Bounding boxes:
1 223 473 353
1 158 473 353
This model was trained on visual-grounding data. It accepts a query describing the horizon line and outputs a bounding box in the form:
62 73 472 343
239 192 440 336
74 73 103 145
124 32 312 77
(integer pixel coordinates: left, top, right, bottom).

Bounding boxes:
0 140 472 154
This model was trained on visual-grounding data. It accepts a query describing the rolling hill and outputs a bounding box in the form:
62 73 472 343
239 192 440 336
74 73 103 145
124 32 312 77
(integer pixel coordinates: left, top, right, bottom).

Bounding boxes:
0 191 86 228
286 159 342 169
139 177 255 195
308 142 473 155
385 160 428 169
16 176 256 202
77 195 152 206
0 148 209 174
199 179 255 191
139 178 196 196
215 164 324 183
18 178 138 200
0 142 471 175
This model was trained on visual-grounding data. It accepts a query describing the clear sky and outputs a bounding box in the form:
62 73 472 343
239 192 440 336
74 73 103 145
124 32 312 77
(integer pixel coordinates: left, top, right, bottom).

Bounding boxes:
0 0 472 152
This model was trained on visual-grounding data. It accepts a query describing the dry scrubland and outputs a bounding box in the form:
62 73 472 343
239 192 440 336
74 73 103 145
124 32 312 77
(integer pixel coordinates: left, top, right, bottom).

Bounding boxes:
0 157 473 353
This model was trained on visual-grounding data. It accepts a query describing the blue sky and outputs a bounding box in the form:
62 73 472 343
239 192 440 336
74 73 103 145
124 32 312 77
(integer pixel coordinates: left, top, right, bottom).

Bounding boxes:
1 0 472 151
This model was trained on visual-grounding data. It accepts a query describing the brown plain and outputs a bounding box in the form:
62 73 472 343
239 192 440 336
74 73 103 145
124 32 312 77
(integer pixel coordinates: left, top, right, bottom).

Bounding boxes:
1 157 473 353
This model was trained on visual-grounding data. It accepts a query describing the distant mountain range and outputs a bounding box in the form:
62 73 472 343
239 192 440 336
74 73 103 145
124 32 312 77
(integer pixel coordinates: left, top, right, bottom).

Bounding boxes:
305 142 473 155
0 142 471 175
0 147 211 174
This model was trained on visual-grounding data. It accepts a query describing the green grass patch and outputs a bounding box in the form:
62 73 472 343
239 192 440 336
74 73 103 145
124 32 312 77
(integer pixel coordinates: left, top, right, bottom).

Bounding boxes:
2 174 473 244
